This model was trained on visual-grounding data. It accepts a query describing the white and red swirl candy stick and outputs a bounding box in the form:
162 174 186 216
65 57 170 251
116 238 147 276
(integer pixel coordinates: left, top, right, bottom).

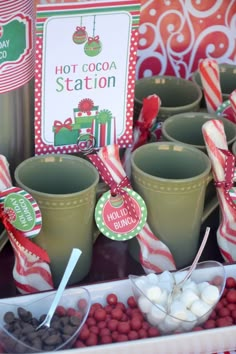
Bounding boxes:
122 95 161 178
198 59 223 113
229 89 236 123
202 120 236 262
0 155 53 294
0 155 12 190
98 144 176 273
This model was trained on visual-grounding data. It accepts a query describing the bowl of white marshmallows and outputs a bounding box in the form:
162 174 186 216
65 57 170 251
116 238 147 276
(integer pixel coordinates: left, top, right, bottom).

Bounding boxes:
129 261 226 334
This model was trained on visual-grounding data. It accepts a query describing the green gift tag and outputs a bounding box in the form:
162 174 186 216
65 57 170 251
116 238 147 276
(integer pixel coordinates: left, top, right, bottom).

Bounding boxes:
95 188 147 241
0 187 42 238
0 18 27 65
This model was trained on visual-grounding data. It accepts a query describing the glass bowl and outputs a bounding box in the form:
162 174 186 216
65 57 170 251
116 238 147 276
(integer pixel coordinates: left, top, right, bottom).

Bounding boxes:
0 287 91 353
129 261 226 335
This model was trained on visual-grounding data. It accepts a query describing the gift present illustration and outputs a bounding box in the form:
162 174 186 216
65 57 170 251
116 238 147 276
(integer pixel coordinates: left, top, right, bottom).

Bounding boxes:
73 98 99 128
53 117 79 146
92 109 116 148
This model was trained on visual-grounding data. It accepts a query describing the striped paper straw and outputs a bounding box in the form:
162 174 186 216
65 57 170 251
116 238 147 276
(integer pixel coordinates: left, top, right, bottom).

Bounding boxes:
198 59 223 113
98 144 176 273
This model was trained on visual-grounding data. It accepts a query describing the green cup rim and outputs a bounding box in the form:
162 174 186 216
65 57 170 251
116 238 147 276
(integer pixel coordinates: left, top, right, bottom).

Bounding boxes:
161 113 236 149
14 154 99 198
232 141 236 155
131 141 211 182
191 63 236 98
134 75 203 111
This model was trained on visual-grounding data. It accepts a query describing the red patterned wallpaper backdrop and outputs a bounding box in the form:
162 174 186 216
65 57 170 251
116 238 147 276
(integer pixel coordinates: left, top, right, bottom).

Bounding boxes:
36 0 236 79
137 0 236 79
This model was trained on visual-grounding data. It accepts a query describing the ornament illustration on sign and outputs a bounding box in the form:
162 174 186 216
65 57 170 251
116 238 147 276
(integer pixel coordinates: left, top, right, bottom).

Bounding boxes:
84 16 102 57
0 187 42 238
95 188 147 241
72 17 88 44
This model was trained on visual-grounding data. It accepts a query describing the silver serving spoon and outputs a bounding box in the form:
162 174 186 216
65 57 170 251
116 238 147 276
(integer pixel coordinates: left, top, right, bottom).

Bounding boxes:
167 227 211 311
36 248 82 330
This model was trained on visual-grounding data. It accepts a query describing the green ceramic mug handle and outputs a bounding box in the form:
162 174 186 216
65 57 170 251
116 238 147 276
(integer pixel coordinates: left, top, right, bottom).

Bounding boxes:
92 182 109 242
201 173 218 223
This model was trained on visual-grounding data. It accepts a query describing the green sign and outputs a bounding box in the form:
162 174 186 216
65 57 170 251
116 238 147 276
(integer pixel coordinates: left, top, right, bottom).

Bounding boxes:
0 19 26 65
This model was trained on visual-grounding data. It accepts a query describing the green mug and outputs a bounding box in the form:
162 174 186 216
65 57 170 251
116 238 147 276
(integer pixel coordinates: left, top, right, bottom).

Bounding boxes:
14 154 99 287
134 75 202 123
191 63 236 107
232 141 236 156
130 142 214 269
161 112 236 152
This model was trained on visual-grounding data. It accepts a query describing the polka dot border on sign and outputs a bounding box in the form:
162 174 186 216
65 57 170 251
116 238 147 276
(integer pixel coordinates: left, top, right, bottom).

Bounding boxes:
34 14 138 154
95 188 147 241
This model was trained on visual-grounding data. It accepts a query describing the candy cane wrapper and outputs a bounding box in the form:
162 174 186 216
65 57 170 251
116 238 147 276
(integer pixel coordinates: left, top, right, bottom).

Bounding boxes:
229 89 236 122
122 95 161 179
202 120 236 262
98 144 176 273
0 156 53 294
198 59 223 113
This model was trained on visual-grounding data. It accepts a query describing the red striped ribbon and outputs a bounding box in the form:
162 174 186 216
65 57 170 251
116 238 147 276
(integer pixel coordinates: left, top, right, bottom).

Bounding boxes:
214 149 236 210
87 153 138 220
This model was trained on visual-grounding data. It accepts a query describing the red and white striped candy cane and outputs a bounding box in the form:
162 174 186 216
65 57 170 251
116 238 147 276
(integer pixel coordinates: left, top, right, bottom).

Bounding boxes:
122 95 161 178
198 59 223 113
98 144 176 273
202 119 236 262
0 155 12 190
229 89 236 123
0 156 53 294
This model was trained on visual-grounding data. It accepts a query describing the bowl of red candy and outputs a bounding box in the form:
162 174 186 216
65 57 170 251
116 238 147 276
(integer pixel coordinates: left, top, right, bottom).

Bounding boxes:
0 287 90 353
129 261 226 335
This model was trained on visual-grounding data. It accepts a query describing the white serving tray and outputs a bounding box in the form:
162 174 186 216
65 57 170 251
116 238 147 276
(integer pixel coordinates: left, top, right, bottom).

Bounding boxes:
2 264 236 354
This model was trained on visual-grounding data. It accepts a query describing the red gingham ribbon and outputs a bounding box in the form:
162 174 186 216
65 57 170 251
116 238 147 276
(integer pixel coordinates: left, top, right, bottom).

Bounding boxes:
87 154 138 220
214 148 236 210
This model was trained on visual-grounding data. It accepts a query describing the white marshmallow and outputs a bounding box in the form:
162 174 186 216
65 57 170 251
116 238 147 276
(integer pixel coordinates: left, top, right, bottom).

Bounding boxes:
197 281 209 292
180 288 199 308
152 304 166 319
135 276 149 293
180 310 197 331
182 280 199 295
170 300 188 321
147 304 166 325
163 314 180 332
158 288 169 307
158 271 175 292
146 272 159 285
138 295 151 314
145 286 162 303
190 299 211 317
201 284 219 305
147 312 159 327
174 271 188 284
